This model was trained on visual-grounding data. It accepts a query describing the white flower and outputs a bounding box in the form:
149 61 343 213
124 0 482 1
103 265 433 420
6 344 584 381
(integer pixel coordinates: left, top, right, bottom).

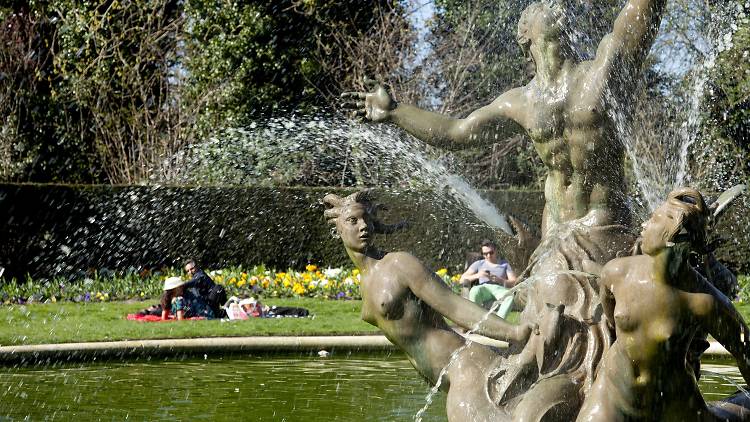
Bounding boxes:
344 277 354 286
324 267 343 278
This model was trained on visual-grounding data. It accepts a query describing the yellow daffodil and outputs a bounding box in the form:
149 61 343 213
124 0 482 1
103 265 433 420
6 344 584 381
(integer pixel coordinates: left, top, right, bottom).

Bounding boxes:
436 268 448 277
292 283 306 295
237 279 246 287
306 264 318 272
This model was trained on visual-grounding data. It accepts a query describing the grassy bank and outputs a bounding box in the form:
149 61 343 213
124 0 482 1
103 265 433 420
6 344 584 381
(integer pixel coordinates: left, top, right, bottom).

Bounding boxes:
3 298 750 346
0 298 378 346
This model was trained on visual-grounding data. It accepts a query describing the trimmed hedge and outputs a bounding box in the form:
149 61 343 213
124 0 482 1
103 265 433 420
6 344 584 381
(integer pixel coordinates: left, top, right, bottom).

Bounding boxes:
0 184 545 280
1 184 748 280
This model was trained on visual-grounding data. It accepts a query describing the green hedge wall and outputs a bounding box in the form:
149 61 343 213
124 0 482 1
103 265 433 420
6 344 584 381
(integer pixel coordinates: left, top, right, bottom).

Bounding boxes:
0 184 546 280
1 184 748 280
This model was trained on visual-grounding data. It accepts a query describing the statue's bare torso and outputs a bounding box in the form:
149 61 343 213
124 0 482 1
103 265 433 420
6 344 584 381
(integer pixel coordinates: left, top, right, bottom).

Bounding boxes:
497 60 626 232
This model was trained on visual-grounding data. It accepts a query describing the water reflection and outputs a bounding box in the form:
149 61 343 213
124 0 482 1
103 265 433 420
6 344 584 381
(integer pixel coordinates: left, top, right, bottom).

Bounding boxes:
700 358 748 402
0 354 743 421
0 354 446 421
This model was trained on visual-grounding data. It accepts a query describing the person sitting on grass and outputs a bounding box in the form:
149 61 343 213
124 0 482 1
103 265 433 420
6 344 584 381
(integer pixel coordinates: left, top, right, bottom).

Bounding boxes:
460 239 518 319
161 276 215 320
323 190 534 422
184 259 227 318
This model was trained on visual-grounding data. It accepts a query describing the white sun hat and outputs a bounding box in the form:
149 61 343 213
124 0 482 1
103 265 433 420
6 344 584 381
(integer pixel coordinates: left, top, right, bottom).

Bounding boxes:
239 297 257 307
163 276 186 291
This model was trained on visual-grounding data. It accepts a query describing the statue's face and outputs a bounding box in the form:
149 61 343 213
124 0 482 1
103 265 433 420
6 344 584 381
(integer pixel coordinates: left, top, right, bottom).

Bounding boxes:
336 203 374 253
639 206 678 255
517 2 564 52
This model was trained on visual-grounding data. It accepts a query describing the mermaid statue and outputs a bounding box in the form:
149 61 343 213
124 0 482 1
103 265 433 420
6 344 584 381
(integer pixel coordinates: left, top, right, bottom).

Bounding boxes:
323 190 534 421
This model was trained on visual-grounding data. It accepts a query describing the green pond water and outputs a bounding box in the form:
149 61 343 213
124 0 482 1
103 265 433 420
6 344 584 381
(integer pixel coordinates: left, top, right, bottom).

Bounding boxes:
0 354 744 421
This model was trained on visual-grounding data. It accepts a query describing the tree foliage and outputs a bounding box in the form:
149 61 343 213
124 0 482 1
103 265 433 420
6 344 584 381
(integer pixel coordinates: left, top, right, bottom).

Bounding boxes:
0 0 401 184
0 3 95 183
0 0 746 190
182 1 402 126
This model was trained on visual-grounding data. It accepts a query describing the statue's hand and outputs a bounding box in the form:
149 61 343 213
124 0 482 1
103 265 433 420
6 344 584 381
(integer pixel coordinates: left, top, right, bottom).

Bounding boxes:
341 78 396 123
514 322 538 344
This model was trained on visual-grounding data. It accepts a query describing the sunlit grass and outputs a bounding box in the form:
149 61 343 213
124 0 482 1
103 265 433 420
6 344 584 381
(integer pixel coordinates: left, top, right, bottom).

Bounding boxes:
0 298 378 346
3 296 748 346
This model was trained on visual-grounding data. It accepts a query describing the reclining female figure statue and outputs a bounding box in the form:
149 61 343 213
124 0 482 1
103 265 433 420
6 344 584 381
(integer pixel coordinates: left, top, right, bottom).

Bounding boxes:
577 187 750 421
324 190 534 422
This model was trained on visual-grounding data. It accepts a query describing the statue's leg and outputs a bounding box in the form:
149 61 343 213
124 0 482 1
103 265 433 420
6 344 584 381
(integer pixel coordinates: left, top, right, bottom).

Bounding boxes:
510 374 580 422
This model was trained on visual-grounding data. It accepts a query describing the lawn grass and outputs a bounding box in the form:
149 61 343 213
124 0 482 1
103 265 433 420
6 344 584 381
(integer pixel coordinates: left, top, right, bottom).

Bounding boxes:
0 298 379 346
3 298 749 346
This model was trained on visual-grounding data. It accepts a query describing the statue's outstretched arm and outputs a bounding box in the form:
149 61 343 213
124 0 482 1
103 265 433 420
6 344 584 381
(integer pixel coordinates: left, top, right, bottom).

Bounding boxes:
342 81 525 151
395 252 532 343
390 91 526 150
592 0 667 74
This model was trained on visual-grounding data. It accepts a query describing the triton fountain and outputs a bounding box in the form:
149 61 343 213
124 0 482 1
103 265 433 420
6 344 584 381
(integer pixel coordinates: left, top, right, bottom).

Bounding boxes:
333 0 750 420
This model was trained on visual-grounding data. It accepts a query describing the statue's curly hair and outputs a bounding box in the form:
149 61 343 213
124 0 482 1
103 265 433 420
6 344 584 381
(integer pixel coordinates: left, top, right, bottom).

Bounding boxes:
662 187 710 253
322 190 407 235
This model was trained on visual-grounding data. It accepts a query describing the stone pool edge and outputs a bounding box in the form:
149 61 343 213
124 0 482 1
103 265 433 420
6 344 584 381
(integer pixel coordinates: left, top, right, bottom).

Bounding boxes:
0 335 730 365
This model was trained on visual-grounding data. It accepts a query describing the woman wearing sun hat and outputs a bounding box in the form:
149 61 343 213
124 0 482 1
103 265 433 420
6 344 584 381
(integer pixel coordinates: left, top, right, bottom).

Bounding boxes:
160 276 215 320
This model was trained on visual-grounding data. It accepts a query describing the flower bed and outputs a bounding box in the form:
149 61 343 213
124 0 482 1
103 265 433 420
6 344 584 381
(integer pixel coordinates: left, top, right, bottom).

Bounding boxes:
4 268 748 306
0 265 463 305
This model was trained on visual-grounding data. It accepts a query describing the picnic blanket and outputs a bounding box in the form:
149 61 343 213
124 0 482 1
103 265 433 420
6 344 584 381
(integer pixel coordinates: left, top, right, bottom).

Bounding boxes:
126 313 205 322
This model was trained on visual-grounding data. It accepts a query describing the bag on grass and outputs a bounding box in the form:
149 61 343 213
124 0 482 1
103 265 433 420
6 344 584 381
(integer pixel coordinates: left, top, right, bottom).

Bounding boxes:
224 297 249 320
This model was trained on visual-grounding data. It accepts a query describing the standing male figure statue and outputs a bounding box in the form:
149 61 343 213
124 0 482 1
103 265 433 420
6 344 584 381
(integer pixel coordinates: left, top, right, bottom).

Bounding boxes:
343 0 667 419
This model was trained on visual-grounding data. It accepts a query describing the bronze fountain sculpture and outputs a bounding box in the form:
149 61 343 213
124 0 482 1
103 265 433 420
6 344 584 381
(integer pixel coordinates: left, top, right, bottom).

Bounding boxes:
576 187 750 421
323 191 534 422
334 0 750 420
325 188 750 421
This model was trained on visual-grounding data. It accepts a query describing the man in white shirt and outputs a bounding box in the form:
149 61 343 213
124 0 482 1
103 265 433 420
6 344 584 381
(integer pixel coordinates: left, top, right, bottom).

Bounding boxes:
460 240 518 318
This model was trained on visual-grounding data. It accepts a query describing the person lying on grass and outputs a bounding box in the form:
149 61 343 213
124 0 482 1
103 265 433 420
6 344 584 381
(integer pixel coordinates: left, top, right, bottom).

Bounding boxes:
323 190 535 422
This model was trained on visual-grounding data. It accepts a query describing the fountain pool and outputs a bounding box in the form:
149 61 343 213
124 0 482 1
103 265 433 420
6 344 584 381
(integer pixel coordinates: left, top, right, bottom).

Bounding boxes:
0 354 743 421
